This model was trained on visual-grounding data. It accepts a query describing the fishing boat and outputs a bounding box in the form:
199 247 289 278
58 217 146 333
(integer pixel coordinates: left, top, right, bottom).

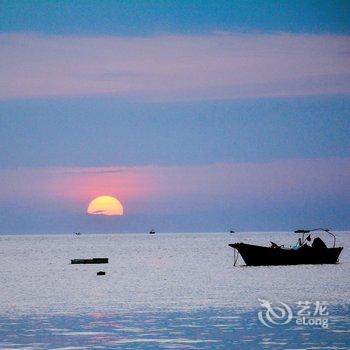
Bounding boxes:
229 228 343 266
149 229 155 234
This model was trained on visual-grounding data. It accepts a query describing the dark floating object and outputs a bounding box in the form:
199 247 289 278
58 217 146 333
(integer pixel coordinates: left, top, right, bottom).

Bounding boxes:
97 271 106 276
149 229 155 234
75 232 81 235
71 258 109 264
229 228 343 266
230 230 235 233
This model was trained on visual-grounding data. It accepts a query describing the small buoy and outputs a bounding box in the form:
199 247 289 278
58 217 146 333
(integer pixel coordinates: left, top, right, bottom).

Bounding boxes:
97 271 106 276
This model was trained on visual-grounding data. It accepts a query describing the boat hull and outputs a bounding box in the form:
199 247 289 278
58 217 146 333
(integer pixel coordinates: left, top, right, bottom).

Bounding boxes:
71 258 109 264
229 243 342 266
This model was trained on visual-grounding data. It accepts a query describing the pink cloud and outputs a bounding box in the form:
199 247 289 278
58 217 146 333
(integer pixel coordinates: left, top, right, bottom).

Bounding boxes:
0 32 349 101
0 158 349 214
0 166 157 214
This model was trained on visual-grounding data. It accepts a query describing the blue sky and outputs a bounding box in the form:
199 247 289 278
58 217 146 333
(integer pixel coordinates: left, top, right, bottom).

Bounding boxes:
1 96 350 168
1 0 349 35
0 1 349 233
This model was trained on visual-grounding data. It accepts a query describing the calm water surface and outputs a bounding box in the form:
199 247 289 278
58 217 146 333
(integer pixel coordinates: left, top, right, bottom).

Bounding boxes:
0 232 349 349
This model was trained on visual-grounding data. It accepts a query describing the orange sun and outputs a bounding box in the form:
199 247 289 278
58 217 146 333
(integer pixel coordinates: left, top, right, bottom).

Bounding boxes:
87 196 124 216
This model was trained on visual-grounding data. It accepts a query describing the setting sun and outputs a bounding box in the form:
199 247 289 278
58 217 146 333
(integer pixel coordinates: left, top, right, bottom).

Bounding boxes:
87 195 124 216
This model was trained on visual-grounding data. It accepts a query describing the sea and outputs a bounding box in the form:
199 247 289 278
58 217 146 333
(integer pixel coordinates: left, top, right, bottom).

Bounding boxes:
0 232 349 349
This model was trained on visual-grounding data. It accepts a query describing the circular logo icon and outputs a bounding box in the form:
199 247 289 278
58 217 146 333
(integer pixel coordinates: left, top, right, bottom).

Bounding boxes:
258 298 293 327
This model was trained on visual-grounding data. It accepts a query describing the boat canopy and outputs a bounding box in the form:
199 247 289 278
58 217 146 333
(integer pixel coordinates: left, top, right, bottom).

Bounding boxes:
294 228 336 248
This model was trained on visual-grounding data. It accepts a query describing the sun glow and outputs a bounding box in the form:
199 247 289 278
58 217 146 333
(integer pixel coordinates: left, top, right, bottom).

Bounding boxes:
87 196 124 216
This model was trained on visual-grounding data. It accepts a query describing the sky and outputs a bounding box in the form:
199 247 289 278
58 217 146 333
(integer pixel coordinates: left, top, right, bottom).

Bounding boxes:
0 1 350 233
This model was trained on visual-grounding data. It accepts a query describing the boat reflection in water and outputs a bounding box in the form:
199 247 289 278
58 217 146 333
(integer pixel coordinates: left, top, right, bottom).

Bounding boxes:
229 228 343 266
